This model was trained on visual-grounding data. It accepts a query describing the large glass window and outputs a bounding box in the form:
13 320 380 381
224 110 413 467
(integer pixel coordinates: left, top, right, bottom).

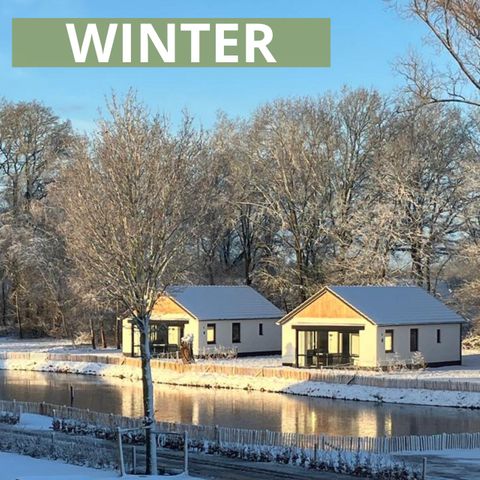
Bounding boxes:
385 330 394 353
150 323 168 346
232 323 241 343
207 324 216 344
296 329 359 367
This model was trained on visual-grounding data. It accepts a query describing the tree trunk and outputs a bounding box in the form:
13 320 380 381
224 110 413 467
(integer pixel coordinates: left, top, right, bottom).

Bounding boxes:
100 321 107 348
89 318 96 350
15 292 23 339
115 317 121 350
139 321 157 475
1 280 7 327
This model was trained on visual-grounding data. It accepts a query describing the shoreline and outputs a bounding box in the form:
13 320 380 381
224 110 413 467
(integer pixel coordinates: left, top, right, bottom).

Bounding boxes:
1 355 480 410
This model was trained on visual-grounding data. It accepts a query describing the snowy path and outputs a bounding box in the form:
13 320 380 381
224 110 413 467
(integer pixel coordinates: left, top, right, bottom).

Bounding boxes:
0 451 203 480
396 450 480 480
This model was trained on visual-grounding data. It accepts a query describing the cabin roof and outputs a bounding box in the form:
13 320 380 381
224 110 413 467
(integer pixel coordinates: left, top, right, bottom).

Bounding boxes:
165 285 283 321
279 285 466 326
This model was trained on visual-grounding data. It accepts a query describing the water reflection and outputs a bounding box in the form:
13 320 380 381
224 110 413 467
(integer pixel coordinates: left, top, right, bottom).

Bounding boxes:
0 369 479 437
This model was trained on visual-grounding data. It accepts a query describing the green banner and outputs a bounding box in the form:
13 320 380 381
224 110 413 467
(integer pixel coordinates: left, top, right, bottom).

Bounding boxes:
12 18 330 67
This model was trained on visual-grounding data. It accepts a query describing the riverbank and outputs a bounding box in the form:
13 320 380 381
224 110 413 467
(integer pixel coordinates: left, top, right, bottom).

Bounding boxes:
0 346 480 409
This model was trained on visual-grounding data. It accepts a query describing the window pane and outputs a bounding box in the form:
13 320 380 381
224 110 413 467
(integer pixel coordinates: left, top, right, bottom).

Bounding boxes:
410 329 418 352
350 333 360 356
207 324 215 344
385 331 393 352
232 323 241 343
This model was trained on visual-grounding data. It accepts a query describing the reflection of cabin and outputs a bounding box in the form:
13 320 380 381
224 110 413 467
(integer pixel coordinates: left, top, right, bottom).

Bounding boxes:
122 285 283 357
278 286 465 368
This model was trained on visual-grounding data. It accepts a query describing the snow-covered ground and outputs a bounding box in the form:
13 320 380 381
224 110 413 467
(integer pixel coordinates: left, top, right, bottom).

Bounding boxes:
0 451 203 480
17 413 54 431
0 337 121 356
397 449 480 480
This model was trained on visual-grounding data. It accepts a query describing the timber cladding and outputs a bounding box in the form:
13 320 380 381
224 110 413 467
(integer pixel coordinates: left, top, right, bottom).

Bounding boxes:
151 295 194 318
295 290 364 320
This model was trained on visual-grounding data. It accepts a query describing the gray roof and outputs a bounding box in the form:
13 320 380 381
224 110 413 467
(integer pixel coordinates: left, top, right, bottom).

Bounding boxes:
165 285 283 321
329 286 465 326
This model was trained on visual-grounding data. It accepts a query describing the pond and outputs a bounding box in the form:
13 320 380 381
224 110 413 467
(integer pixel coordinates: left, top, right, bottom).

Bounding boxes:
0 369 479 437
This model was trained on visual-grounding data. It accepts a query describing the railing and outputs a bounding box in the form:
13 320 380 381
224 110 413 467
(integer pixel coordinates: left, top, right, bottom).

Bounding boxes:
1 350 479 393
1 399 480 455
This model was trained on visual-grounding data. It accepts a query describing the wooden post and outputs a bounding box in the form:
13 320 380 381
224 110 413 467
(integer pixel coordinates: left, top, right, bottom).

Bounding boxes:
69 385 74 407
184 431 189 475
314 443 318 463
131 446 137 474
116 427 125 477
422 457 427 480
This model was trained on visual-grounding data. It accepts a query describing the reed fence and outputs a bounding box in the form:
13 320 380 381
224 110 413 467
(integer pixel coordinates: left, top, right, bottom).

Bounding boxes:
1 350 479 393
1 399 480 455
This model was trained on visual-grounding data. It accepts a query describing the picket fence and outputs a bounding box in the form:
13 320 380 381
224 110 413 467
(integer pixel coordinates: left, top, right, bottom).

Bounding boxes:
1 399 480 455
1 350 480 393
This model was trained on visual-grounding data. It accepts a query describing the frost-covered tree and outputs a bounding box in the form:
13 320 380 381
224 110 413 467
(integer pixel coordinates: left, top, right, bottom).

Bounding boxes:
60 92 205 474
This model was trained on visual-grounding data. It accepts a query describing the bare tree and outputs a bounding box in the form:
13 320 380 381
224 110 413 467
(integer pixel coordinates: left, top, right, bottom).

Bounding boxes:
0 100 72 214
379 101 473 291
60 93 205 475
393 0 480 107
249 97 335 306
193 117 237 284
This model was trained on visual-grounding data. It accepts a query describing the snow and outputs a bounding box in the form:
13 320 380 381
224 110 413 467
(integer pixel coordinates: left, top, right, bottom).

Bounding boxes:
0 452 113 479
0 452 203 480
401 448 480 461
327 285 464 326
166 285 283 320
0 338 121 356
17 413 53 431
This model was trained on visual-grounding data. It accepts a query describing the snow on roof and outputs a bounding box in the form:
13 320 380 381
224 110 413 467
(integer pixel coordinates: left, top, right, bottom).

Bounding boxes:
165 285 283 321
328 285 465 326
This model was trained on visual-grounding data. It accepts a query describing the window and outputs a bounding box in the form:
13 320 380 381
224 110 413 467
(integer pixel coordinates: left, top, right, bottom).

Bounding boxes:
410 328 419 352
385 330 394 353
437 329 441 344
232 323 241 343
207 324 216 344
259 323 263 336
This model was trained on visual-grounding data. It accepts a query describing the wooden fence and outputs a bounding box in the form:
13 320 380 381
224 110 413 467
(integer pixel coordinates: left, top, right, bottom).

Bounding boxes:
1 399 480 455
1 350 480 393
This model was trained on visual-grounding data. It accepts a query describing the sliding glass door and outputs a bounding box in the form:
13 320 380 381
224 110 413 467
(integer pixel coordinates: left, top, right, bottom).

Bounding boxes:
295 328 360 368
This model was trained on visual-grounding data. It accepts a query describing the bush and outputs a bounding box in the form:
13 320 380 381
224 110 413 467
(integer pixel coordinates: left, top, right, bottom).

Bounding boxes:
385 354 407 372
463 333 480 351
410 351 426 370
197 345 238 360
0 411 19 425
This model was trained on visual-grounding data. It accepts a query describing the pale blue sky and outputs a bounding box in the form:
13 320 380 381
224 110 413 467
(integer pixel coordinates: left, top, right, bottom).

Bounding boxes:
1 0 435 131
